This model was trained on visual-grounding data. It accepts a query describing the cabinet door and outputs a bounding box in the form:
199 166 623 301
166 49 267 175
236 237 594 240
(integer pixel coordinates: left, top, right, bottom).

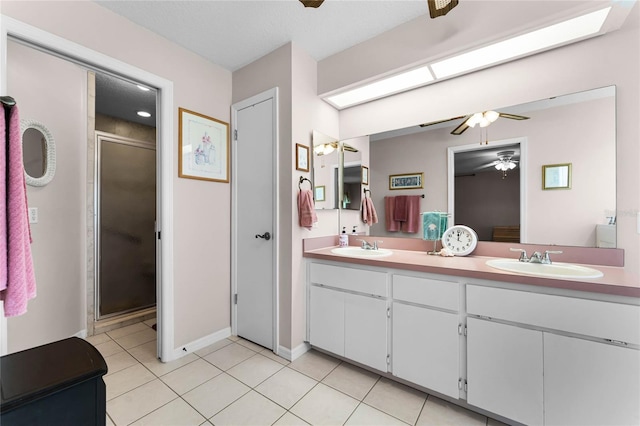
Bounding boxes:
344 293 388 372
544 333 640 426
309 285 344 356
467 317 543 426
392 302 460 398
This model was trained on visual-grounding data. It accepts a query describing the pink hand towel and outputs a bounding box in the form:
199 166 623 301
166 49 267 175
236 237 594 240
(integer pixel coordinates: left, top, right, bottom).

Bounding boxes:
400 195 422 234
298 189 317 230
1 104 37 317
362 197 378 225
394 195 408 222
0 107 7 291
385 196 400 232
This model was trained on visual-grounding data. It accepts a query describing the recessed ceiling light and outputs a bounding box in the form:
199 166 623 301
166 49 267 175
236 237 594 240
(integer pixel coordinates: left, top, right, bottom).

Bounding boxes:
325 65 434 109
137 111 151 118
137 84 150 91
431 7 611 79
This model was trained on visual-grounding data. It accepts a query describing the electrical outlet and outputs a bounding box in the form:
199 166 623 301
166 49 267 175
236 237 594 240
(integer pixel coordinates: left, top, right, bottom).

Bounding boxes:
28 208 38 224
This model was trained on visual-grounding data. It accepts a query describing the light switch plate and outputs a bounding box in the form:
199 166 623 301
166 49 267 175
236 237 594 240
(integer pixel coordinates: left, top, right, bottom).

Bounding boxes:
28 208 38 224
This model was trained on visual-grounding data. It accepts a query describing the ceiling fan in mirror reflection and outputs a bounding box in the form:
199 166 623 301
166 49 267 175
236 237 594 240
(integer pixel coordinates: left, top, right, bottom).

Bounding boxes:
421 110 530 135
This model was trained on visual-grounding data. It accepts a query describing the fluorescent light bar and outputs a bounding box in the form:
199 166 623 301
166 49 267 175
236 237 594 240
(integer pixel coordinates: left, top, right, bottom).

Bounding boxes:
137 84 150 91
326 65 434 109
431 7 611 79
137 111 151 118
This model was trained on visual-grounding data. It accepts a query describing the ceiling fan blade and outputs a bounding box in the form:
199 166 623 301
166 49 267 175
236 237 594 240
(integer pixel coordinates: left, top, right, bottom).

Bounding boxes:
498 112 530 121
420 115 466 128
428 0 459 18
451 116 472 135
299 0 324 8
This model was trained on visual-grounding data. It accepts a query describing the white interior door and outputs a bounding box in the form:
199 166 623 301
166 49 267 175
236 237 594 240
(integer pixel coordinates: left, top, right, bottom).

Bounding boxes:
232 89 278 351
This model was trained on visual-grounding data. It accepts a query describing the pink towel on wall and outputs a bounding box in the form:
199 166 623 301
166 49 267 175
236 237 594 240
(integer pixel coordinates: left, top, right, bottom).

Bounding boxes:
0 107 7 291
401 195 422 234
394 196 408 222
361 197 378 225
298 189 317 230
385 196 400 232
1 104 37 317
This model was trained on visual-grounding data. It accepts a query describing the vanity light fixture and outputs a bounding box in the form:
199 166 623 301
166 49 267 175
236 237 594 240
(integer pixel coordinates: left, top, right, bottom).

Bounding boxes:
314 143 335 156
431 7 612 79
325 65 434 109
137 111 151 118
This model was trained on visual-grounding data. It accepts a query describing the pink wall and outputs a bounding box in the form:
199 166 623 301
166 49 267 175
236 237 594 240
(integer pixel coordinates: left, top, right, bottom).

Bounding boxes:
3 0 233 350
6 41 87 352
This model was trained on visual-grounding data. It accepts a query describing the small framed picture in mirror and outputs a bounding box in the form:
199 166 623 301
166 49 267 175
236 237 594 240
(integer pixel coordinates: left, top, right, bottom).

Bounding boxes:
361 166 369 185
315 185 325 202
296 143 309 172
543 163 571 190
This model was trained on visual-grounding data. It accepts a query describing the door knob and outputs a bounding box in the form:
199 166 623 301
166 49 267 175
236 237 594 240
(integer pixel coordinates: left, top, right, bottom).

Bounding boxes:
255 232 271 241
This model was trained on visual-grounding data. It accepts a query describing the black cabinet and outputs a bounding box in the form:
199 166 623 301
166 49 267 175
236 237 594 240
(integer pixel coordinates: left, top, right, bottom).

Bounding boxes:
1 337 108 425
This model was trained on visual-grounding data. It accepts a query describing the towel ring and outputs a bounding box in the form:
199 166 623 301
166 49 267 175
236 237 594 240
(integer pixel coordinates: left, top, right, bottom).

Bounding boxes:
299 176 312 190
363 188 371 197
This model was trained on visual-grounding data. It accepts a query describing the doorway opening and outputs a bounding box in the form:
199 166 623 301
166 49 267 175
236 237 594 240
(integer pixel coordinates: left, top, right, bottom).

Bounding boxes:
93 73 158 333
448 138 527 243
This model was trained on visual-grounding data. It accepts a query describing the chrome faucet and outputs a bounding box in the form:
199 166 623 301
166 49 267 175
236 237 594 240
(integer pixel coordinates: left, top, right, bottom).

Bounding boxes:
511 248 563 264
356 239 383 250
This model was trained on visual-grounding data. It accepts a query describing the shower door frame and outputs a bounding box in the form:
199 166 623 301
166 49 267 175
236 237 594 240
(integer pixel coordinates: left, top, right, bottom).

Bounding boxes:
95 132 157 321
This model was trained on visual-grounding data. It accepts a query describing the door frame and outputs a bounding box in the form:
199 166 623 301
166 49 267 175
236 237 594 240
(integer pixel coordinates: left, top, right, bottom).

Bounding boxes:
230 88 279 353
447 137 528 243
0 16 175 361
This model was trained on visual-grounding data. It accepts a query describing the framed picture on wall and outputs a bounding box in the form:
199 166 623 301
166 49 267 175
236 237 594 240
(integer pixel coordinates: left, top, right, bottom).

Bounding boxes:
178 107 229 183
361 166 369 185
543 163 572 190
296 143 309 172
315 185 325 202
389 172 424 190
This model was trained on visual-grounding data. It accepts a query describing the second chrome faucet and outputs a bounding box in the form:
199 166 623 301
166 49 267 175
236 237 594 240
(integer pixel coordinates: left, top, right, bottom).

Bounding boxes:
510 248 563 264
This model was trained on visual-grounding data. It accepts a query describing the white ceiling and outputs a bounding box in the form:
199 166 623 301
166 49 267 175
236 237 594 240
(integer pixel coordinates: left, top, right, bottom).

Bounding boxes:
95 0 430 72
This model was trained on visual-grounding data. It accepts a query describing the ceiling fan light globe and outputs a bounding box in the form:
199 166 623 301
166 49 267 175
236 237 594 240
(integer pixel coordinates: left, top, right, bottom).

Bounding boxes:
485 110 500 122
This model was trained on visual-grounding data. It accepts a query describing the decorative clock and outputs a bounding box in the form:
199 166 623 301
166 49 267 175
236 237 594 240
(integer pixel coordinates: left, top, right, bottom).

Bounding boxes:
441 225 478 256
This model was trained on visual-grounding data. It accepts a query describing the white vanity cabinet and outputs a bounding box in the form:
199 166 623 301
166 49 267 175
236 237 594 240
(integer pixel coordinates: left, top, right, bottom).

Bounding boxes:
544 333 640 426
466 317 544 425
467 284 640 426
308 263 389 372
391 275 461 399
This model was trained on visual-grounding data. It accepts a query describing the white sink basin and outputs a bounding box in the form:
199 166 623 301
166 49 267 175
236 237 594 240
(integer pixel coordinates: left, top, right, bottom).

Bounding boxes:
331 247 393 258
486 259 603 279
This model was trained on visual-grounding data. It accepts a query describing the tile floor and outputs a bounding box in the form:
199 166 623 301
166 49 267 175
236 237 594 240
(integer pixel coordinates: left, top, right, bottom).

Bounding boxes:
88 321 507 426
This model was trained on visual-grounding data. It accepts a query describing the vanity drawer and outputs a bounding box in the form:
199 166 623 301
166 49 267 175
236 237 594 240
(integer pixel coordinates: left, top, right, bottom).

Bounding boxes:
393 275 459 311
467 285 640 345
309 263 387 297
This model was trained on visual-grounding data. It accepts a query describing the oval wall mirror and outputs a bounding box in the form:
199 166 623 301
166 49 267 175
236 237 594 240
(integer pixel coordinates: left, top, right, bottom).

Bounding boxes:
21 119 56 187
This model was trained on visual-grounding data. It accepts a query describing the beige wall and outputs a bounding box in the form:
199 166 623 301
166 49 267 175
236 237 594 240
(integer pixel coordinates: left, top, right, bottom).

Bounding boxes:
3 0 233 350
7 41 87 352
338 7 639 276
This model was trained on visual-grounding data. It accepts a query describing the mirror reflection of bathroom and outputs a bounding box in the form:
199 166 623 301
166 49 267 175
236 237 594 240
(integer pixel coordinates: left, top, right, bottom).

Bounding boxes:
22 127 46 178
366 85 616 248
94 72 158 329
312 130 339 210
342 143 362 211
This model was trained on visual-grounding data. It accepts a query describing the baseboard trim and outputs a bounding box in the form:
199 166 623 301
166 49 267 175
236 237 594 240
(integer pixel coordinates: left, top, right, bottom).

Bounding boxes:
73 329 88 339
167 327 231 361
278 342 310 361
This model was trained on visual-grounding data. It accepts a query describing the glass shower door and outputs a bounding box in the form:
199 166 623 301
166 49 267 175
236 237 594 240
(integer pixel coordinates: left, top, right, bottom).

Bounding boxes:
97 133 156 319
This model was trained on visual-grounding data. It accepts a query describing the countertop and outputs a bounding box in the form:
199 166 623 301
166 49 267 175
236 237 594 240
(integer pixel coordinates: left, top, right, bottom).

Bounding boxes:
304 245 640 298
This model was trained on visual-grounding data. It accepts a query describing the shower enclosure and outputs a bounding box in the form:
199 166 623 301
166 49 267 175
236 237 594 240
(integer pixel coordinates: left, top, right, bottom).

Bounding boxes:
96 132 156 319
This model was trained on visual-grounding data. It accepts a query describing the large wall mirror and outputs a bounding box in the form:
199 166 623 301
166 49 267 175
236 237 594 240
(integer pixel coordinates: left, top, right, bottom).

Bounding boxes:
21 119 56 187
345 85 616 248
